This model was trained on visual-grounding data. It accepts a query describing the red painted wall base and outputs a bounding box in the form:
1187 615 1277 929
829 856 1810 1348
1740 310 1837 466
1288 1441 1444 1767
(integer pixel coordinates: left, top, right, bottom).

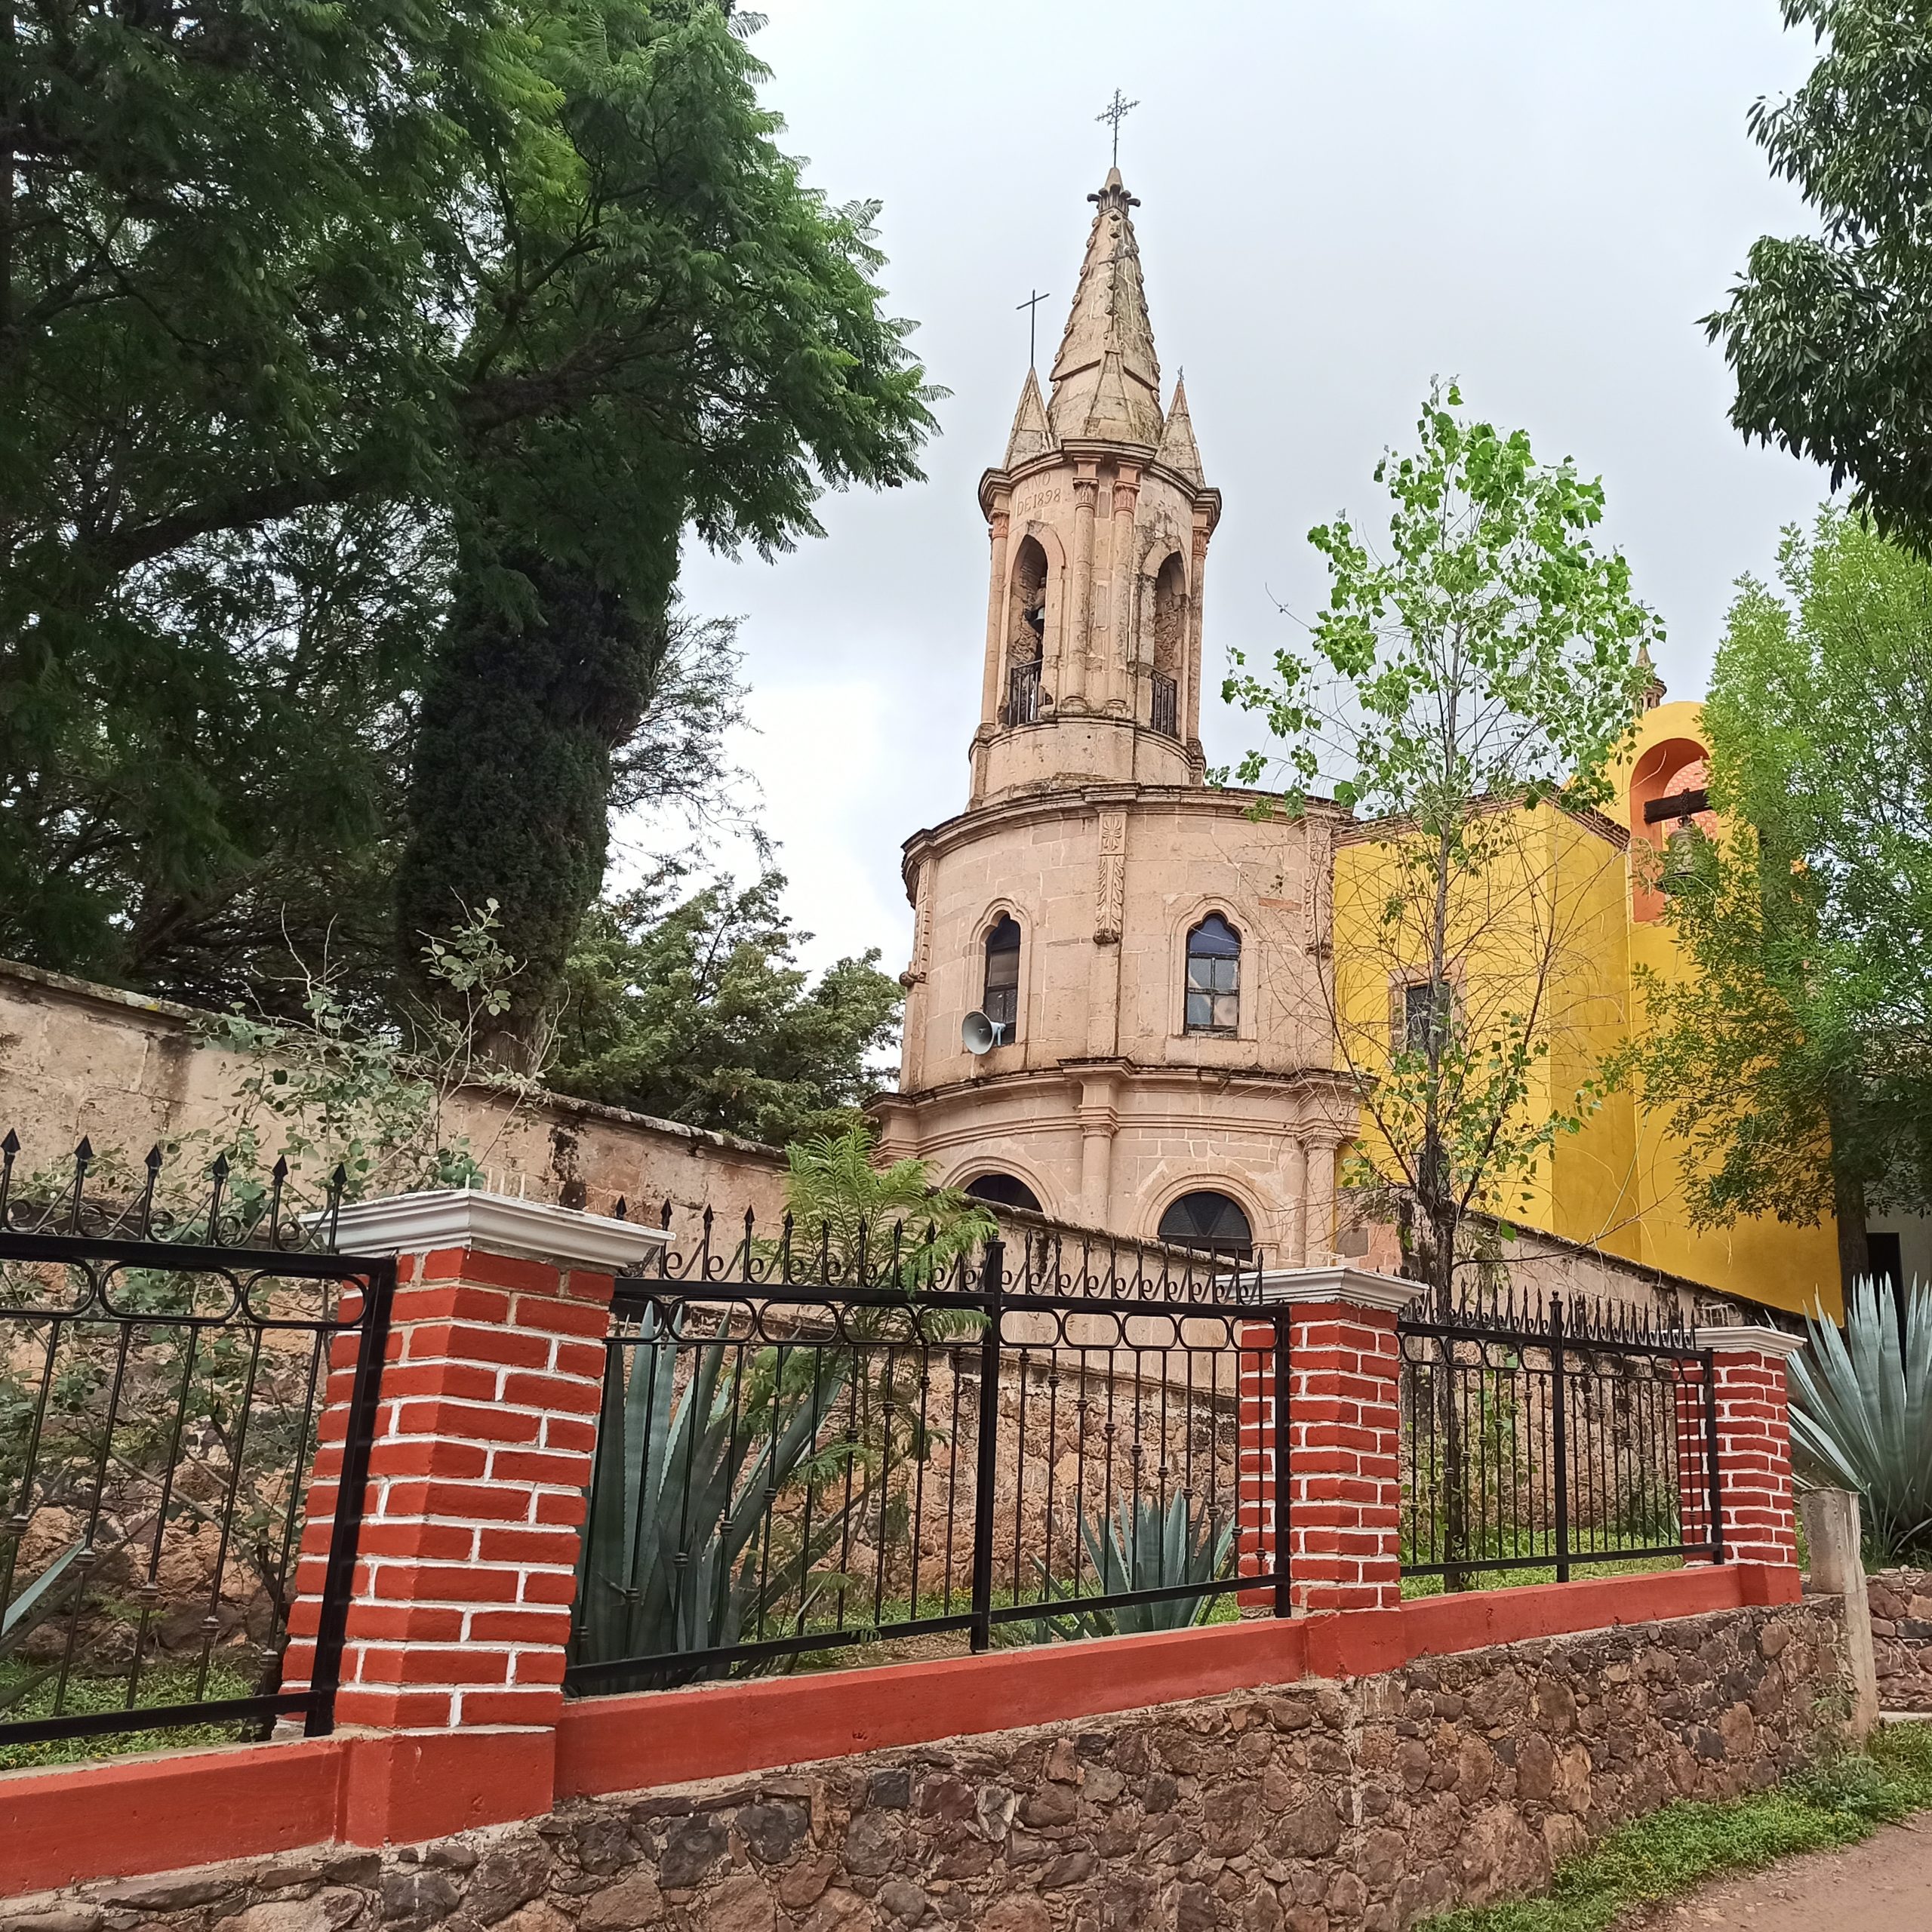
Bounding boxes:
0 1564 1802 1901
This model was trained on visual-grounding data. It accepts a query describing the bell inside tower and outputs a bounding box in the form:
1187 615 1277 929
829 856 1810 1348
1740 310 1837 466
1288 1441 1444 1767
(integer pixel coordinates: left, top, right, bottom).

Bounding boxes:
1149 552 1186 738
1005 535 1048 727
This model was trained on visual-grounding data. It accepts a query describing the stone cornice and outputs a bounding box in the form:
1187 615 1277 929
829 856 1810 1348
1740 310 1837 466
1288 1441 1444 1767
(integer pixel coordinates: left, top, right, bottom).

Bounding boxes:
978 451 1220 528
868 1058 1357 1117
321 1187 668 1271
900 784 1349 895
1333 791 1630 857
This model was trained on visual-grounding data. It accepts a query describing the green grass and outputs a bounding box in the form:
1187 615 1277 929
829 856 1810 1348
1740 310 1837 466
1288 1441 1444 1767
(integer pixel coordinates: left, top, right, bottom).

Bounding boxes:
1422 1723 1932 1931
0 1658 263 1772
1400 1555 1681 1600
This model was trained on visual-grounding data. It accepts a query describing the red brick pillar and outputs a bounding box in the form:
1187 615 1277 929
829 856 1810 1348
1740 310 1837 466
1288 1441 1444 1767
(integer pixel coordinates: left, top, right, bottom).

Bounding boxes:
1672 1355 1717 1559
281 1191 661 1842
1695 1326 1807 1570
1244 1268 1423 1614
1236 1320 1283 1608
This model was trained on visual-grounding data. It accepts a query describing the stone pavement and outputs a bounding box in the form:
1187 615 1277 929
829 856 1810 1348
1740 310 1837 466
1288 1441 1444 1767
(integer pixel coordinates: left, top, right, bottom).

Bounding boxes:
1645 1811 1932 1929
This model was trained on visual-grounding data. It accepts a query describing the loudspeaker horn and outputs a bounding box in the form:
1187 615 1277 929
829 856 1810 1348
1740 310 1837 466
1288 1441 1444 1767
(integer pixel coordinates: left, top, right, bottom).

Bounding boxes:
961 1011 1006 1055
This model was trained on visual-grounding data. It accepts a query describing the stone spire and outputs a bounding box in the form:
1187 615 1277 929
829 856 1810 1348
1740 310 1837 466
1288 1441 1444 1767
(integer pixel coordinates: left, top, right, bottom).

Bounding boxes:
1047 168 1163 447
1154 374 1202 483
1003 366 1054 468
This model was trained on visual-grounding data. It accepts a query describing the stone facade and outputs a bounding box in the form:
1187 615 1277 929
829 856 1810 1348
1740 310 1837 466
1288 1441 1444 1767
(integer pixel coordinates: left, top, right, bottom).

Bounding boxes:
1867 1569 1932 1712
2 1602 1848 1932
871 170 1356 1263
869 167 1848 1325
0 958 789 1232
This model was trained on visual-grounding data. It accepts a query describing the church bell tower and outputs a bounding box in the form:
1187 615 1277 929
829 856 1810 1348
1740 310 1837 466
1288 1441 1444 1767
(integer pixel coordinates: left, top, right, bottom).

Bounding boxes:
969 169 1221 807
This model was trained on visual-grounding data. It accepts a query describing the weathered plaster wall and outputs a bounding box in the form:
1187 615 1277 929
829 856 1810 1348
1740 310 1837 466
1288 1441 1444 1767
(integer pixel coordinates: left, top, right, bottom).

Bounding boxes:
0 959 789 1235
1 1601 1847 1932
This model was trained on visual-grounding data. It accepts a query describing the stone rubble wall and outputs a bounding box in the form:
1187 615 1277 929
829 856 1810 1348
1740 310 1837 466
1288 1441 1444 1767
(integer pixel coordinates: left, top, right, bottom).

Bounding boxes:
1866 1569 1932 1711
2 1600 1848 1932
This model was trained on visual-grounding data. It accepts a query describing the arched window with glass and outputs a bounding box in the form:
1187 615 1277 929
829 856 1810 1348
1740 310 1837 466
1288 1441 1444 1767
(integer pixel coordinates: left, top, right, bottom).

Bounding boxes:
1158 1190 1254 1258
982 913 1022 1042
1184 913 1241 1035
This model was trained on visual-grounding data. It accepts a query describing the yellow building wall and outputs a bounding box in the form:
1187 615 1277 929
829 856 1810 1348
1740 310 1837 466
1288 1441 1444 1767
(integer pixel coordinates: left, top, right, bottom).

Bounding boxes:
1331 701 1842 1321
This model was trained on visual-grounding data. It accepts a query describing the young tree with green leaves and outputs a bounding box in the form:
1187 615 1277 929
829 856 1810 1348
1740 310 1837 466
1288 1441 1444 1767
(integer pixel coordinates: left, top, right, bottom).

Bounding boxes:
1636 508 1932 1289
550 868 903 1145
1226 383 1658 1302
1708 0 1932 545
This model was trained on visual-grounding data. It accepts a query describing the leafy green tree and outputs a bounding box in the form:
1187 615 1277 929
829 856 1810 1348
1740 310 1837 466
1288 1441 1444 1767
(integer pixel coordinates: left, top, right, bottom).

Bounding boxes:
1708 0 1932 542
2 0 934 1006
1 0 492 987
1226 383 1657 1301
1635 509 1932 1287
550 869 903 1143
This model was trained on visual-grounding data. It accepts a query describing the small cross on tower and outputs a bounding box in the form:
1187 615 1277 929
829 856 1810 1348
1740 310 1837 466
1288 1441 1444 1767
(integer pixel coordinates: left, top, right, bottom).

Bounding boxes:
1016 288 1051 369
1097 88 1139 169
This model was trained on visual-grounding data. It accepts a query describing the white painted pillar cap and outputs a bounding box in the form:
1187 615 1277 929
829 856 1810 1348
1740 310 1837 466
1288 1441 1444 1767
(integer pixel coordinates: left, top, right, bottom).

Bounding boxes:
1257 1265 1426 1314
1695 1324 1808 1360
315 1186 668 1272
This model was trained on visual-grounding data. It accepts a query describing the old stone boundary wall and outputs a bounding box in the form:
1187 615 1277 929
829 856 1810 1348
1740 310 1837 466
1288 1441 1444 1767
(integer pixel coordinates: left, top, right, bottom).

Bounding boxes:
1868 1570 1932 1712
0 958 790 1233
1 956 1734 1316
1 1601 1848 1932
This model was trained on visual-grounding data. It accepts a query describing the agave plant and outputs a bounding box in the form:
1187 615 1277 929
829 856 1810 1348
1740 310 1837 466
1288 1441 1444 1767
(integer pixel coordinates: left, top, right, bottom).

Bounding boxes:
1790 1275 1932 1561
0 1540 82 1715
1003 1491 1237 1644
572 1308 863 1690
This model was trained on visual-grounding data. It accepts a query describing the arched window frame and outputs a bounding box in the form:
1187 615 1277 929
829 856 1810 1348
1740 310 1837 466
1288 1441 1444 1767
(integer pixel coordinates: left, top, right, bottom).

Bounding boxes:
980 910 1023 1044
1183 912 1241 1036
961 1171 1045 1214
1155 1188 1256 1257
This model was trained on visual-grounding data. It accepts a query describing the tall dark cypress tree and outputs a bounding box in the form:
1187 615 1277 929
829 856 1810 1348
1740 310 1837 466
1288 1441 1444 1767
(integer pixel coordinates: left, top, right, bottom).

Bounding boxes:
395 548 674 1059
390 2 936 1054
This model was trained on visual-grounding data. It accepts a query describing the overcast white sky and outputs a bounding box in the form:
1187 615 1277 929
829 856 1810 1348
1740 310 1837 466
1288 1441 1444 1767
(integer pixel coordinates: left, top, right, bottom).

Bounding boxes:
631 2 1830 980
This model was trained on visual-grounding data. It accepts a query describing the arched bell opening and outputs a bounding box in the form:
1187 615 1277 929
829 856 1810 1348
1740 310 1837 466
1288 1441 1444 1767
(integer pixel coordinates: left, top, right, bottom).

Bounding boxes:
1004 537 1050 727
1149 552 1186 737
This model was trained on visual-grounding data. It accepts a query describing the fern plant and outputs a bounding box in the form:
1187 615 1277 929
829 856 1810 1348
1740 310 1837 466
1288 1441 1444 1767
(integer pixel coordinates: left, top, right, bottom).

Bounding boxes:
774 1127 995 1292
1790 1275 1932 1561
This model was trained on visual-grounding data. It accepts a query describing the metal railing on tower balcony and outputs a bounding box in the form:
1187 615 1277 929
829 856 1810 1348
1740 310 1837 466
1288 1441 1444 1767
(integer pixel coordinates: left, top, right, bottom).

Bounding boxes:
1150 672 1179 738
1005 658 1042 726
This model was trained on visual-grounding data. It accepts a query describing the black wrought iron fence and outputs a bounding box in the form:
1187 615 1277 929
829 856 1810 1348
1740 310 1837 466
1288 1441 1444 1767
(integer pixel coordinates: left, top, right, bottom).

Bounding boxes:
1398 1286 1721 1587
565 1211 1280 1694
0 1134 392 1749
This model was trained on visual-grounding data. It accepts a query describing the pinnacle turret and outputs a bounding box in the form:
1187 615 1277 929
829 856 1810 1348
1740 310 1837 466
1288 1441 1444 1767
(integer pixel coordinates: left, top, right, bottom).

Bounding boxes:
1047 169 1163 447
1154 374 1202 484
1003 366 1054 467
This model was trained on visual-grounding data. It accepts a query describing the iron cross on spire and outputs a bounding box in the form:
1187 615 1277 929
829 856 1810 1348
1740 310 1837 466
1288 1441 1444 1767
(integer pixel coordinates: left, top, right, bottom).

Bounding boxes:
1016 288 1051 369
1097 88 1139 168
